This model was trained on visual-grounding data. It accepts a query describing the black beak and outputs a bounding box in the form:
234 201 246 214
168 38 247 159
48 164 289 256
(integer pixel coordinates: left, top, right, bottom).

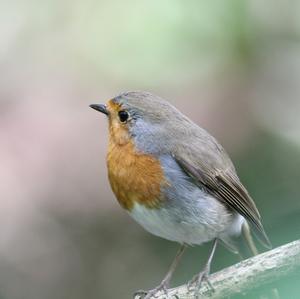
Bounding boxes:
89 104 109 115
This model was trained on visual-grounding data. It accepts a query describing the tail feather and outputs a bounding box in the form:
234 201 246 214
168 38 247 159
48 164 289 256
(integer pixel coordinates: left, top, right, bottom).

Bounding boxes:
237 221 280 299
242 221 259 257
251 221 273 250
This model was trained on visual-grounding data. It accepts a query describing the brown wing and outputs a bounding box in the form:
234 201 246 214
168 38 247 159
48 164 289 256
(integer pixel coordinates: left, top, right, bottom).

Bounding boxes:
174 155 272 249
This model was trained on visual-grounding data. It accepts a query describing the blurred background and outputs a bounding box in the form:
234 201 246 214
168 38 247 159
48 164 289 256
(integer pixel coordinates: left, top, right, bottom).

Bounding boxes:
1 1 300 298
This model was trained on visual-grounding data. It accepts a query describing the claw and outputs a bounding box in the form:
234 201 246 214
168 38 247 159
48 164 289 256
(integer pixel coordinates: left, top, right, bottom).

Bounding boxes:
187 270 214 299
187 239 217 298
134 245 187 299
133 290 148 298
133 282 169 299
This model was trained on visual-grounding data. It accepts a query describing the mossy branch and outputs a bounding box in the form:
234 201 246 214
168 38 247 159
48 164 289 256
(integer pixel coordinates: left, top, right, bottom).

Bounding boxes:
141 240 300 299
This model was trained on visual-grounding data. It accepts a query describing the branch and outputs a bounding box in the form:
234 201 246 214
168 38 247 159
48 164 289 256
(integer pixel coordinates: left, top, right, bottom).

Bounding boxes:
149 240 300 299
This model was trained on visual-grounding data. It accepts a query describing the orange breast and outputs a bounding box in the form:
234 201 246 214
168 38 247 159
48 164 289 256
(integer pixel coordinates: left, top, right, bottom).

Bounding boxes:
107 139 166 211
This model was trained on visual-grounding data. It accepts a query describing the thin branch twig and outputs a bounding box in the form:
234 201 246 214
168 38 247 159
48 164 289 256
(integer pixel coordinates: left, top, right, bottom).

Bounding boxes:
138 240 300 299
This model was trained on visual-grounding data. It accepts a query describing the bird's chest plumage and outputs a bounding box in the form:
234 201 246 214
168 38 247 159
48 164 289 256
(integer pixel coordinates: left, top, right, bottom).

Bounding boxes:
107 139 166 210
106 138 238 246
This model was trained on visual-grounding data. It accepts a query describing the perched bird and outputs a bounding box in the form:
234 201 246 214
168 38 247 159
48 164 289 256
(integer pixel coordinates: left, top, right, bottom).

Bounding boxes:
90 91 271 299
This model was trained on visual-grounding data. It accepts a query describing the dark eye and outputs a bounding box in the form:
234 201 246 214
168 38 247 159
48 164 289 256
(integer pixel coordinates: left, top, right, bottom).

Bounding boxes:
118 110 129 123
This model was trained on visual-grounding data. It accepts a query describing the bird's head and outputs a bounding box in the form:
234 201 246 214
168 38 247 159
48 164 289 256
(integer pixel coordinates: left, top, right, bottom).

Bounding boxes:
90 91 188 151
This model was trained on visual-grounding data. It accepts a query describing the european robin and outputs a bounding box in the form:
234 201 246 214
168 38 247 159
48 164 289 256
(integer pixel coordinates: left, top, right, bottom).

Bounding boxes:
90 91 271 299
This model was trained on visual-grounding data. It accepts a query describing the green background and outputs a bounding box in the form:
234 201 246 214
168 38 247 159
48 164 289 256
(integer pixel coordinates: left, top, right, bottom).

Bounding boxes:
0 1 299 298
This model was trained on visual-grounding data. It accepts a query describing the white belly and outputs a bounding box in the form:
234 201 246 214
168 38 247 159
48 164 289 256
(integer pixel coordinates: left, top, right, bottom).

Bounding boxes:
129 197 243 245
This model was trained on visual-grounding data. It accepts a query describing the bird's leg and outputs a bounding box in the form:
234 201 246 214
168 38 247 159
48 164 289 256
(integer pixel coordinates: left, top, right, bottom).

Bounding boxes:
188 239 218 298
134 244 187 299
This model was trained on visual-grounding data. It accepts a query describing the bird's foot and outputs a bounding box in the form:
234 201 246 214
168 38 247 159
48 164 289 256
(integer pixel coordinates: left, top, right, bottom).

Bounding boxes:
134 280 170 299
187 267 214 299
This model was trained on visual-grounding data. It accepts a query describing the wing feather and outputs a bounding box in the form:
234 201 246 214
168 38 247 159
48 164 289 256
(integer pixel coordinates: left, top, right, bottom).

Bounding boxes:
174 154 271 249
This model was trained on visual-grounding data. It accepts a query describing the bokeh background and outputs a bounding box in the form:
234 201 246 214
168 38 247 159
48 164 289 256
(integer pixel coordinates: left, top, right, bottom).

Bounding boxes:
1 1 300 298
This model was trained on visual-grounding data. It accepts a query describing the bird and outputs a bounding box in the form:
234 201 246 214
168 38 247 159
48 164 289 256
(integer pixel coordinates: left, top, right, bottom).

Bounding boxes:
90 91 271 299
